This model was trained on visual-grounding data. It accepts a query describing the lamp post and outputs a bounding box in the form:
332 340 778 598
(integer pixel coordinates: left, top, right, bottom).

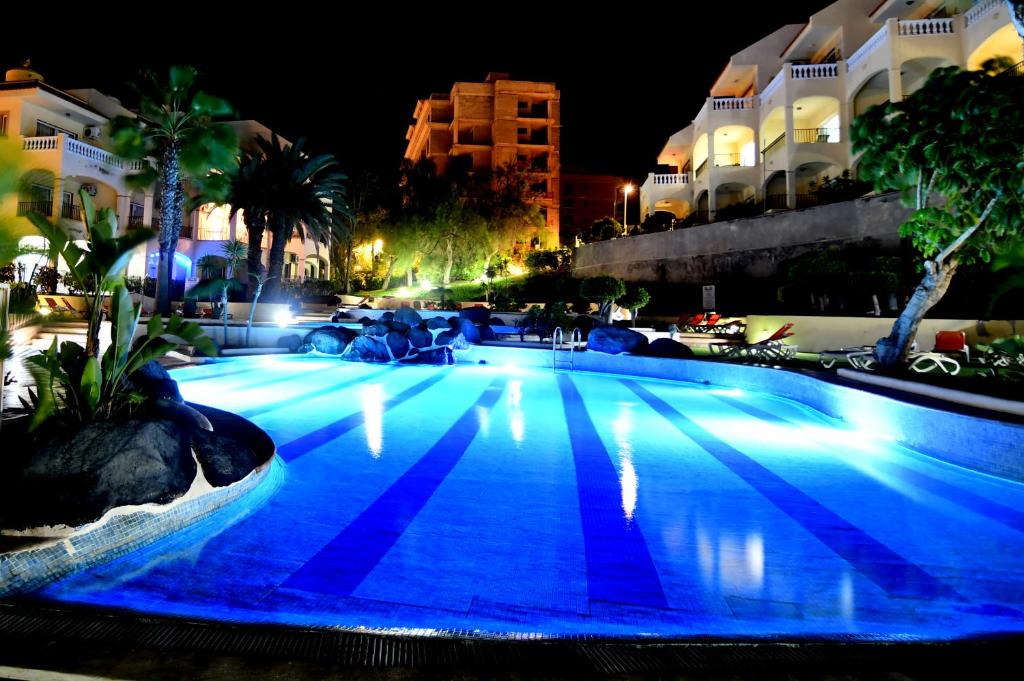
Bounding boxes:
622 183 634 235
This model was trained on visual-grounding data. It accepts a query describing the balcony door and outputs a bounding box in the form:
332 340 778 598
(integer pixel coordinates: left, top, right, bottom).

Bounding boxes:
35 120 78 139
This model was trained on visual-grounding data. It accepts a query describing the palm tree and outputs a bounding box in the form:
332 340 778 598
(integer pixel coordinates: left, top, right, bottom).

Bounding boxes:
254 135 350 300
191 239 246 346
226 146 270 299
110 66 239 315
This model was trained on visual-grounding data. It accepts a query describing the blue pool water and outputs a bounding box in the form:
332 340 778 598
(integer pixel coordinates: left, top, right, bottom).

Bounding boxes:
31 357 1024 639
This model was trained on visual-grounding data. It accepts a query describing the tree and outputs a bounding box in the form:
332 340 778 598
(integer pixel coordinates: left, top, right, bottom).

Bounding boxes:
584 217 622 243
1009 1 1024 40
253 135 350 300
339 171 390 294
580 276 626 323
245 269 275 348
110 66 238 315
226 145 271 299
851 62 1024 367
190 239 246 346
619 283 651 327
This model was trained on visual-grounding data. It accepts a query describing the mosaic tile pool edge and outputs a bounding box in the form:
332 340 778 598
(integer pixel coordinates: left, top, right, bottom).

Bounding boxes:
0 458 281 597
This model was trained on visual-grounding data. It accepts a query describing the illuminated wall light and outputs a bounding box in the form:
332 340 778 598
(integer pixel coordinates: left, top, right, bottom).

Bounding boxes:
275 310 294 328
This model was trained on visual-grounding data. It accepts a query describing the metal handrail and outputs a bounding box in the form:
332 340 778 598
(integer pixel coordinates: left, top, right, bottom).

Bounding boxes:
552 327 563 371
552 326 583 372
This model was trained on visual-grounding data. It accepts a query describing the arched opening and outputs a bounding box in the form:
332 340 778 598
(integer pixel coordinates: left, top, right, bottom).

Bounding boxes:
653 198 690 219
760 106 786 161
900 57 955 97
693 133 709 178
195 203 232 241
16 169 57 218
793 96 840 143
713 125 756 168
852 70 889 118
794 161 842 208
695 191 710 224
305 255 328 280
764 171 788 210
714 182 758 221
967 24 1023 71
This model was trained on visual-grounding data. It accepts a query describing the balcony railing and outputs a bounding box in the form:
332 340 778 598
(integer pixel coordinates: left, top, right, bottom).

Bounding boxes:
1004 61 1023 77
790 63 838 79
652 173 690 185
764 194 788 210
898 17 955 35
22 135 147 172
17 200 52 216
127 214 145 229
712 96 754 111
794 127 840 143
714 153 742 167
796 194 819 208
966 0 1000 26
847 23 890 72
61 202 82 221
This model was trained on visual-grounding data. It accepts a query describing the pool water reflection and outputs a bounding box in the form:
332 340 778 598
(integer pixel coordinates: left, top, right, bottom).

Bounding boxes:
30 357 1024 639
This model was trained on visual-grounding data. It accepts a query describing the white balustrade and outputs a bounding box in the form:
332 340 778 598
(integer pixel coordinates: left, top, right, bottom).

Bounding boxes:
652 173 690 185
22 135 148 173
790 63 839 79
847 23 890 72
22 136 58 151
966 0 1000 26
712 96 754 111
898 17 955 35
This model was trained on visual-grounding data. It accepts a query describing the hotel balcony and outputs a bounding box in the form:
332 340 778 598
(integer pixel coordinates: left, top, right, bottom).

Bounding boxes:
22 135 146 181
640 173 692 220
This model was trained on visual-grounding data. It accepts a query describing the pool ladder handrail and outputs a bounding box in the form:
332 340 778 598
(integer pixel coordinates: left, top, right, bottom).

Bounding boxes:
552 326 583 372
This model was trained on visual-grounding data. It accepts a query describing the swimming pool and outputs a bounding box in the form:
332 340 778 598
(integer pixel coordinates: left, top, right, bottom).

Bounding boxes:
29 356 1024 639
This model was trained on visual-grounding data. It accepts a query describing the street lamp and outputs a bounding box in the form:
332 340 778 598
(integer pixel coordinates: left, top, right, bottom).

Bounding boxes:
622 183 634 235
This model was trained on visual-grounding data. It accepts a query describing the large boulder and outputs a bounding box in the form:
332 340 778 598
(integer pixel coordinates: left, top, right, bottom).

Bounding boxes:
192 429 260 487
586 326 649 355
406 348 448 364
303 326 357 354
457 317 482 344
460 307 490 324
426 317 450 330
384 320 410 334
408 326 434 348
478 325 496 341
385 331 411 359
394 307 422 326
1 419 196 529
275 334 303 353
380 311 395 322
342 335 391 363
642 338 695 359
363 322 390 337
128 360 182 404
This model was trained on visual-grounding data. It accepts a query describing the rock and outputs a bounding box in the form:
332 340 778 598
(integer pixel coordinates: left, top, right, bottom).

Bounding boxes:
1 419 196 529
342 335 391 362
276 334 302 353
460 307 490 324
435 330 458 346
384 320 410 334
489 317 505 326
330 310 351 322
363 322 389 337
192 429 259 487
586 326 649 355
478 325 496 341
129 360 182 404
303 326 357 354
359 316 375 325
394 307 422 326
642 338 695 359
407 348 446 364
297 342 313 354
426 317 450 330
358 303 372 309
380 311 395 321
457 317 481 344
385 331 411 359
408 326 433 348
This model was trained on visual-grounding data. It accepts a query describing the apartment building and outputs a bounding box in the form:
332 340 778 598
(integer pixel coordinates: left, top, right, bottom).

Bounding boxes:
0 66 327 296
639 0 1022 225
405 72 562 244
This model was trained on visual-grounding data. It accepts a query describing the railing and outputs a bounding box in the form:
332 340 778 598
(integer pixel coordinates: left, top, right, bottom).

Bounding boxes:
966 0 1001 26
794 127 840 143
713 153 753 167
552 326 582 372
694 208 710 224
712 96 754 111
17 200 52 216
695 159 708 179
791 63 839 79
179 223 193 239
759 70 785 104
22 135 147 172
762 133 785 156
847 23 889 72
61 202 82 221
898 17 955 35
127 214 145 229
1004 60 1023 77
796 194 819 208
764 194 788 210
652 173 689 185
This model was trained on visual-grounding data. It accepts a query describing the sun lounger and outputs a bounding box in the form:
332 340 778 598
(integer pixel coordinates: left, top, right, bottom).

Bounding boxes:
710 322 797 362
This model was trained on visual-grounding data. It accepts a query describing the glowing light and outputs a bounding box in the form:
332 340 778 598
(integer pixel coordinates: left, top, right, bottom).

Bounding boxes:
396 287 410 298
275 310 294 328
374 239 383 252
38 306 52 316
839 572 855 621
707 387 745 397
361 383 384 457
419 278 432 290
507 264 524 276
624 184 634 195
745 533 765 586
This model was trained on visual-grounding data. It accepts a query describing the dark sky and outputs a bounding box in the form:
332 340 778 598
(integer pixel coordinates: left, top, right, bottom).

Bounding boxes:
2 1 828 181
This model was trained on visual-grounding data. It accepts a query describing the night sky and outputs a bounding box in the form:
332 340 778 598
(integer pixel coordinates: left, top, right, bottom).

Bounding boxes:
2 1 827 181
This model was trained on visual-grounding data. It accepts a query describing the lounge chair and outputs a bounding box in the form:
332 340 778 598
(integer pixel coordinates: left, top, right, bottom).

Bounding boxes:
906 332 969 375
690 313 722 332
710 322 797 362
42 297 72 314
680 313 705 331
819 345 876 369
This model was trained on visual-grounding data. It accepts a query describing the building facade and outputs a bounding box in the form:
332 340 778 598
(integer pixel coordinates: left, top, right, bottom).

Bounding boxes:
639 0 1022 224
0 67 328 296
559 172 626 243
405 72 562 244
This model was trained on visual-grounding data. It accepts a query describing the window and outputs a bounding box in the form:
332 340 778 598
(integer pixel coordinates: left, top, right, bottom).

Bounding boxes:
517 128 528 135
36 120 78 139
0 112 8 137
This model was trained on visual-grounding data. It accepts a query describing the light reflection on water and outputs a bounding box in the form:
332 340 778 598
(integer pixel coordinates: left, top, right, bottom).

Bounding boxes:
612 403 638 522
361 383 384 457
